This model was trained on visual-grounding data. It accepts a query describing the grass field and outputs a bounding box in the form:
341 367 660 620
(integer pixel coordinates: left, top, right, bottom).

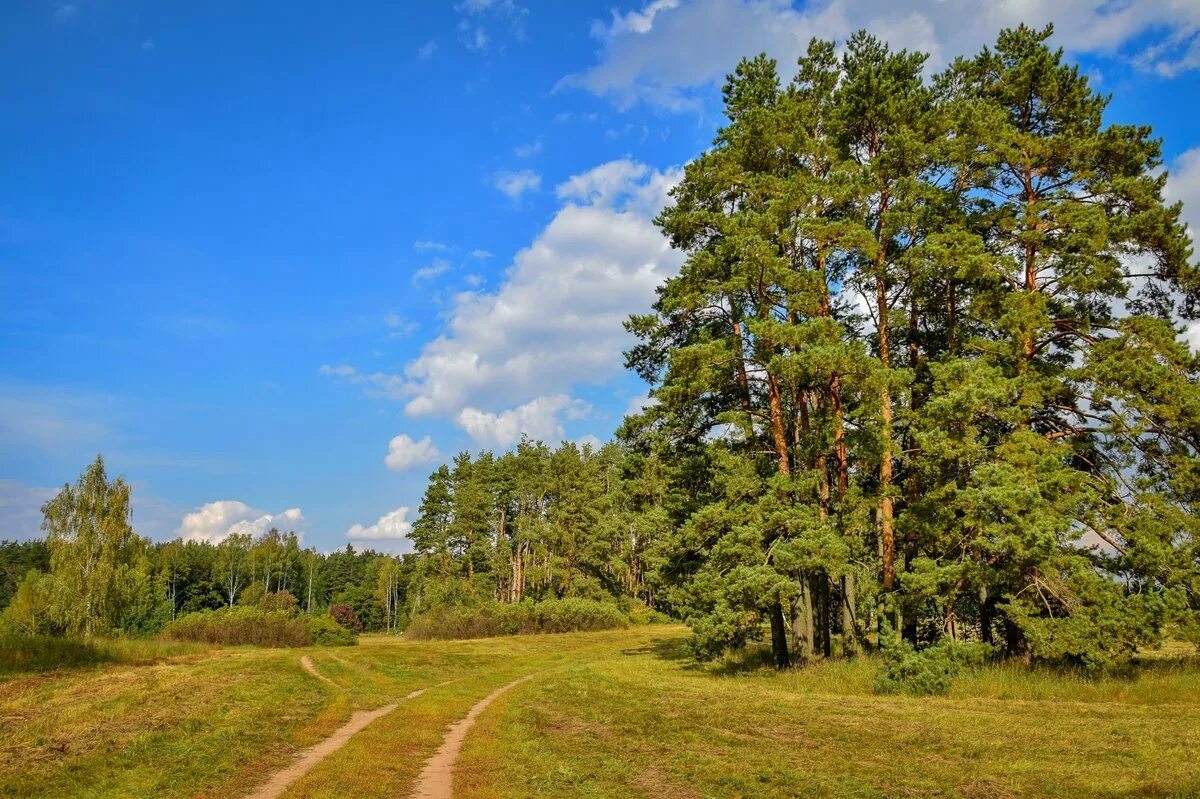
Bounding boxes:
1 628 1198 799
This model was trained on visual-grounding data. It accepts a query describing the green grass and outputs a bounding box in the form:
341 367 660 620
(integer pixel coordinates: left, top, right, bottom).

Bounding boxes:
1 629 1198 798
459 636 1200 799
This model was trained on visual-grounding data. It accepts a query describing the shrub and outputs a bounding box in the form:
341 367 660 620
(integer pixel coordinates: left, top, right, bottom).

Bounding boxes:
405 598 629 640
306 614 357 646
874 637 992 696
625 600 671 626
329 603 363 632
161 606 311 647
259 590 299 616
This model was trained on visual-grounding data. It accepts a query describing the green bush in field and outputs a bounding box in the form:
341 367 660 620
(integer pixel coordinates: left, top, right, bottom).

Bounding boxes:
624 600 671 626
259 590 299 616
405 598 630 640
162 607 311 647
306 613 357 646
874 636 992 696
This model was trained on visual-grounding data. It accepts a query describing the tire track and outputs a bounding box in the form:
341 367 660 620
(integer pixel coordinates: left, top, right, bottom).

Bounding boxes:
408 673 540 799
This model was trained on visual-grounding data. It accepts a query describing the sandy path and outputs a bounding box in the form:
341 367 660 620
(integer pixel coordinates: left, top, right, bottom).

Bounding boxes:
408 673 539 799
299 655 340 689
245 657 428 799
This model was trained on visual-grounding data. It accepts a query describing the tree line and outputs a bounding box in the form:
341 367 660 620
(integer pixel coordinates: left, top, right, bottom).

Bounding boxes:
0 457 416 637
405 438 670 614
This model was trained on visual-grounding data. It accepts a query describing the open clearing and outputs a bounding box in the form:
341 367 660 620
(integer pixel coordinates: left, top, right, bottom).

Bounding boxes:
1 627 1199 799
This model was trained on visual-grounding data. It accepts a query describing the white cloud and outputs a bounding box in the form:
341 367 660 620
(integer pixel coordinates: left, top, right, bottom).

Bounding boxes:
458 395 591 447
346 506 414 541
576 433 604 450
562 0 1200 109
417 40 438 60
414 239 447 251
324 159 682 446
385 434 441 471
493 169 542 200
470 248 493 259
556 158 676 216
53 3 77 23
404 160 681 425
177 501 305 543
413 258 451 282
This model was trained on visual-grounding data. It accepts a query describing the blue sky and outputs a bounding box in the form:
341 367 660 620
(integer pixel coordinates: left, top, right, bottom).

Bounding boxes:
3 0 1200 551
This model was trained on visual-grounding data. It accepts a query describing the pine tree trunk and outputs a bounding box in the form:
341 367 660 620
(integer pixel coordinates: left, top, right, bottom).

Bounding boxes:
769 600 791 669
767 374 790 475
980 586 994 646
874 194 896 592
842 573 858 655
791 576 814 664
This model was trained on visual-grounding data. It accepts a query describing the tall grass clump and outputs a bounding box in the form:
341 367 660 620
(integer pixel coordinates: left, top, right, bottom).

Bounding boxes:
405 598 630 640
0 630 206 678
161 607 357 647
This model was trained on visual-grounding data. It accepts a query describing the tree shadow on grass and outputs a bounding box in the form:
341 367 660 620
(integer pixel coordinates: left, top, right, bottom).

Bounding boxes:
620 634 779 676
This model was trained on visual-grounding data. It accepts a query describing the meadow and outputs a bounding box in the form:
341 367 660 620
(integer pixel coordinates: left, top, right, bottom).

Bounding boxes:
2 628 1199 799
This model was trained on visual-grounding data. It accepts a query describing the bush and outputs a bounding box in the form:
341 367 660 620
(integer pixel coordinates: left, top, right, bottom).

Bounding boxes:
306 614 357 646
405 598 629 641
625 600 671 626
161 606 311 647
259 590 299 616
329 603 363 632
874 637 992 696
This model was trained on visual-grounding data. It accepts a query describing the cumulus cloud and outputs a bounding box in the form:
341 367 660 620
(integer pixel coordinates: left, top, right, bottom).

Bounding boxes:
385 434 441 471
177 501 305 543
346 506 414 544
324 159 682 447
458 395 591 447
561 0 1200 109
493 169 542 200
